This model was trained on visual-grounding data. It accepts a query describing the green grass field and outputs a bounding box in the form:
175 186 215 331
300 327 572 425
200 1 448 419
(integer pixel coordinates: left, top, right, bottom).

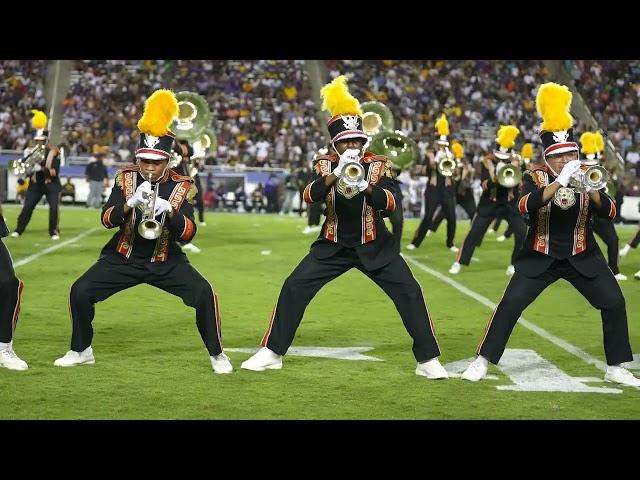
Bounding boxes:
2 203 640 419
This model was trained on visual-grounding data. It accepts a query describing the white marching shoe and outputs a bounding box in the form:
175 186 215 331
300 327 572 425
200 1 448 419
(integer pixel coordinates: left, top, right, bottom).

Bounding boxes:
426 230 433 237
619 244 631 257
506 265 515 276
415 357 449 379
241 347 283 372
449 246 459 253
10 232 20 238
635 270 640 280
51 234 60 241
181 242 201 253
449 262 461 274
604 366 640 387
486 228 495 234
199 221 207 227
405 243 416 250
615 273 628 281
461 356 489 382
210 352 233 374
54 346 95 367
496 235 506 242
0 343 28 371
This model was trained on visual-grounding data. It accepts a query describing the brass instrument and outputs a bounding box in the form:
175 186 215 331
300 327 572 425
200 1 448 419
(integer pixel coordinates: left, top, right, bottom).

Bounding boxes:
436 146 456 177
361 101 394 136
170 91 211 140
571 164 608 193
496 163 522 188
340 161 366 187
189 128 217 177
369 130 419 170
137 174 163 240
8 144 45 177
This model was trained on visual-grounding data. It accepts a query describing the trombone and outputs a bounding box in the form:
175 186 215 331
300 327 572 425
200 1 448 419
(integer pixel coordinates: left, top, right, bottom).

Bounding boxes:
137 173 163 240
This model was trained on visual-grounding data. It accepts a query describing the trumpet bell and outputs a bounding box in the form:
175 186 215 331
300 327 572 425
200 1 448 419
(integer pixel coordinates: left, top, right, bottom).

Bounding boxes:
137 219 162 240
572 164 608 192
369 130 418 170
341 162 365 186
496 164 523 188
361 101 394 136
171 91 211 140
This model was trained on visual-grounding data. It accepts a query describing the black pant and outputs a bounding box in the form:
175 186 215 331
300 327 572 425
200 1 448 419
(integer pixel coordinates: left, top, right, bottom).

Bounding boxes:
457 204 526 266
308 201 323 226
412 186 456 248
0 240 23 343
431 189 476 233
592 218 620 275
476 259 633 366
260 248 441 362
68 259 223 356
194 175 205 223
16 181 61 236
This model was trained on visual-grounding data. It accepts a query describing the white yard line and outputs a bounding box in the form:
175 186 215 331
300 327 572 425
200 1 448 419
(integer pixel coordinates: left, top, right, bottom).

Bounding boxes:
13 228 100 269
403 254 609 373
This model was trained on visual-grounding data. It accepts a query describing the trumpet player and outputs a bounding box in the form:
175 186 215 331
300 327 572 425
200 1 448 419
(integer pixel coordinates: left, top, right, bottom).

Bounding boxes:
10 110 62 240
449 125 526 275
461 83 639 387
54 89 232 375
242 76 447 380
407 114 459 252
429 140 477 237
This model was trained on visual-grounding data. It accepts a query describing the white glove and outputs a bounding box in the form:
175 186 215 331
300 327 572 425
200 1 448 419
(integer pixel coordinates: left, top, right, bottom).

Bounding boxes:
556 159 582 187
333 148 361 177
33 163 42 173
356 178 369 192
126 181 152 208
153 196 172 217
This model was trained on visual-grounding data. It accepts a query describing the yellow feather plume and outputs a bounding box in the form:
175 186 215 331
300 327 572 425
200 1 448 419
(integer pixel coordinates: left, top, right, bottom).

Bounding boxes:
31 110 47 129
521 143 533 159
451 141 464 159
594 131 605 153
435 114 449 136
496 125 520 149
580 132 598 155
137 89 179 137
320 75 362 117
536 82 573 132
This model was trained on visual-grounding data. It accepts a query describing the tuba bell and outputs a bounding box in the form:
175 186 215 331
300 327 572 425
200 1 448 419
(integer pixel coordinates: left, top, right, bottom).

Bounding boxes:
496 162 523 188
361 101 394 136
170 91 211 141
368 130 418 170
571 164 608 192
137 173 163 240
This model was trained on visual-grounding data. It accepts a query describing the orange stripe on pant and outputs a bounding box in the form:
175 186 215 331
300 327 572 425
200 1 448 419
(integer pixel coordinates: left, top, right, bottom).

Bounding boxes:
260 305 277 347
11 280 24 333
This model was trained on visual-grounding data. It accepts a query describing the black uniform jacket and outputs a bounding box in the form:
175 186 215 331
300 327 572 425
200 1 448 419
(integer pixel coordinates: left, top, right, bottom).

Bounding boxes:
515 164 616 278
303 151 400 271
99 165 198 268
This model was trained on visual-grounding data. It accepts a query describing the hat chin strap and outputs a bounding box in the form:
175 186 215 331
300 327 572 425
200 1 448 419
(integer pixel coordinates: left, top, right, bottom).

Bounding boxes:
544 159 560 177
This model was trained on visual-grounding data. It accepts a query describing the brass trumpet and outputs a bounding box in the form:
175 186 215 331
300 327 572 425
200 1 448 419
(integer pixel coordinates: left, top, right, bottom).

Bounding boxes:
340 161 365 187
571 164 608 193
137 174 163 240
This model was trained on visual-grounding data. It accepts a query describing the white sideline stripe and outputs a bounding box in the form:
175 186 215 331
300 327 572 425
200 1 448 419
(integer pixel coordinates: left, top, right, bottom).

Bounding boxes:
14 228 100 269
403 254 609 373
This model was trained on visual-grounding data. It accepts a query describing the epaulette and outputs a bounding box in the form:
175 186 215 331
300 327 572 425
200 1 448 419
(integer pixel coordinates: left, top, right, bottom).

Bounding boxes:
362 151 388 164
114 164 140 188
169 169 195 183
314 153 338 163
